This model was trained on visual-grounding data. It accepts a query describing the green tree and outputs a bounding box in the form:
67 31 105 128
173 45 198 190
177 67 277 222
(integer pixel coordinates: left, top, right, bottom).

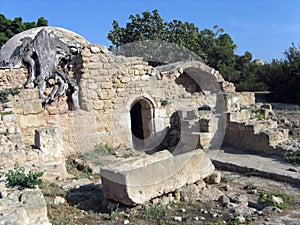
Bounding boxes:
108 10 240 81
0 14 48 48
269 43 300 102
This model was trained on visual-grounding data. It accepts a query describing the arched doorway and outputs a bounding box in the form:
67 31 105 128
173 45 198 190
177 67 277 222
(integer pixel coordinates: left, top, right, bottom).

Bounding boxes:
130 98 153 149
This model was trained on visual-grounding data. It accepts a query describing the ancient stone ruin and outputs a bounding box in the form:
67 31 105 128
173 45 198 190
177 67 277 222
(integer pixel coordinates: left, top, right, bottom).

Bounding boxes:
0 26 299 223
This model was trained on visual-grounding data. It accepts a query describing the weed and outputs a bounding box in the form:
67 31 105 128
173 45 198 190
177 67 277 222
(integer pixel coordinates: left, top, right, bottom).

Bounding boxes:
221 176 232 183
5 164 44 189
121 152 133 158
244 184 257 190
42 182 67 197
0 87 20 103
246 168 259 177
160 99 170 106
284 150 300 164
83 144 116 165
66 162 92 180
139 203 168 221
252 108 265 121
108 206 119 221
259 191 294 209
0 111 13 116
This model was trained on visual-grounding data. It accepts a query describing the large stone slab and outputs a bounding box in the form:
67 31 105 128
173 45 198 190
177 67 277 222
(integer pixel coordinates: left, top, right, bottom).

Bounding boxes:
100 149 215 205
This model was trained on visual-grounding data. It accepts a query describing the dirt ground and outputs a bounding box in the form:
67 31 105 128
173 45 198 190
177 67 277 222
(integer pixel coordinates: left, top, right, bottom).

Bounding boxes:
42 167 300 225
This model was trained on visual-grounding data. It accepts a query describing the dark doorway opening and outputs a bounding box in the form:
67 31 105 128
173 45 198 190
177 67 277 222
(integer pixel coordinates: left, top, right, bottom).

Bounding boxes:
130 101 144 140
130 98 153 149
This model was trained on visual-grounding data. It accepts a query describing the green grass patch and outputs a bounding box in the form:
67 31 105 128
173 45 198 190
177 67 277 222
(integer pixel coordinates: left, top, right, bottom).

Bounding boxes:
138 203 169 222
259 191 294 209
82 144 117 166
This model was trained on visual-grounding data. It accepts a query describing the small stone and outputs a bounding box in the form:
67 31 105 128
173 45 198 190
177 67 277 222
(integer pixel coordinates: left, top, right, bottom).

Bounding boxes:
193 216 199 221
236 216 246 223
248 189 258 194
265 217 271 221
54 196 65 205
196 179 206 190
0 191 7 198
205 171 221 184
152 198 160 205
271 196 283 205
257 211 263 216
200 216 206 221
90 46 100 53
181 208 186 212
222 184 232 191
218 195 230 206
230 194 248 206
180 184 199 202
123 219 130 224
174 216 182 222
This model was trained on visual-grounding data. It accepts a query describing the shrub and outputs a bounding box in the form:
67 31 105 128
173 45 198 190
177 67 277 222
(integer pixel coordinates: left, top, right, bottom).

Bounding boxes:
5 164 44 189
160 99 170 106
284 150 300 164
0 87 20 103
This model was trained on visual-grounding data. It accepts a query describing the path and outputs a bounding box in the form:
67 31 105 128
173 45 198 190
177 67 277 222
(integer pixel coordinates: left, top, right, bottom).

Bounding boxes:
207 147 300 186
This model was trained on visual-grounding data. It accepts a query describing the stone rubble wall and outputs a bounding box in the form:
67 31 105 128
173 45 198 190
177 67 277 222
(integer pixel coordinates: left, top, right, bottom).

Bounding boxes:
223 116 289 156
0 68 27 90
79 44 219 148
0 42 254 155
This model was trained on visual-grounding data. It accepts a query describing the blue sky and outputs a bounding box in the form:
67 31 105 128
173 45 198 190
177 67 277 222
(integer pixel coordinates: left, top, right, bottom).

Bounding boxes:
1 0 300 62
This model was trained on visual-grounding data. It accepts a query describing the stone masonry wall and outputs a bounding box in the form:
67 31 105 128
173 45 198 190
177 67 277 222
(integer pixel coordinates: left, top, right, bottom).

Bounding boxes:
79 44 216 148
0 43 228 154
0 68 27 90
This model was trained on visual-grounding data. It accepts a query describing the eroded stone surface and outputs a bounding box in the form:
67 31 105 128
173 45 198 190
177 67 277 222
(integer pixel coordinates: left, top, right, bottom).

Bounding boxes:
101 149 215 205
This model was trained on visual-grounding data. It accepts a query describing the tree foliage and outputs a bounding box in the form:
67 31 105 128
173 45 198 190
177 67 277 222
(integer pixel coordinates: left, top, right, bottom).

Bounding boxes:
108 10 300 102
0 14 48 48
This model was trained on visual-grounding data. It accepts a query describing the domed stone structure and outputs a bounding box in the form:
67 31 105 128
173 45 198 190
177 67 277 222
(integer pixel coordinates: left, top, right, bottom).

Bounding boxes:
0 26 89 67
253 58 265 65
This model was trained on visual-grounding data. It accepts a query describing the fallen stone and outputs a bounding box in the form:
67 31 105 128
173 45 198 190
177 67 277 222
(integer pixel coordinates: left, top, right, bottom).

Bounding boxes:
174 216 182 222
271 195 283 205
54 196 65 205
229 194 249 207
0 188 50 225
180 184 199 202
235 215 246 223
218 195 230 206
199 187 224 203
205 170 221 184
101 149 215 205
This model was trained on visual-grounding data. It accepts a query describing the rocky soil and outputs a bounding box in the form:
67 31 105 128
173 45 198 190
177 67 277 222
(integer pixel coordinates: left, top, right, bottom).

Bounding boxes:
37 152 300 225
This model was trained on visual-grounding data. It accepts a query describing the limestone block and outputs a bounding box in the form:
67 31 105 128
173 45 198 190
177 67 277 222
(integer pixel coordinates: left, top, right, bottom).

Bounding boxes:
228 109 251 122
20 189 49 223
47 107 60 115
90 46 100 53
121 77 131 83
35 127 64 159
101 82 112 89
101 149 215 205
18 114 47 129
